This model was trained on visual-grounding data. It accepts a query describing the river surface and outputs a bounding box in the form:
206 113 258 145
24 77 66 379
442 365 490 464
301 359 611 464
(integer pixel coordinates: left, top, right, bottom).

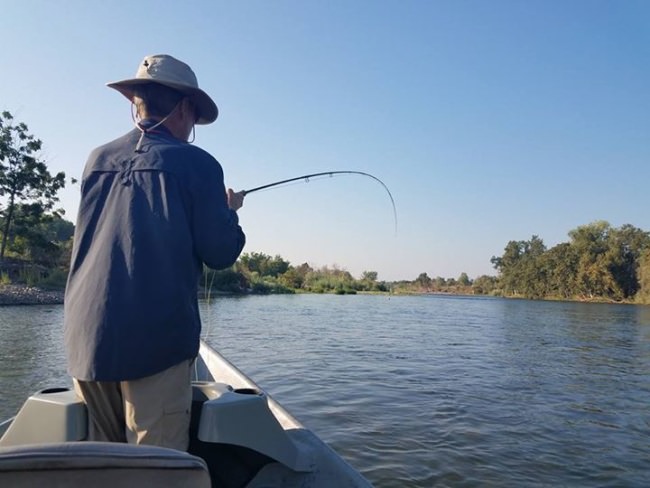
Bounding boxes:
1 294 649 487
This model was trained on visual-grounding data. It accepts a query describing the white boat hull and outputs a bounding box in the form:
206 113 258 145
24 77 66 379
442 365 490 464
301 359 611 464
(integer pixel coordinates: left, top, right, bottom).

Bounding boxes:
0 340 372 487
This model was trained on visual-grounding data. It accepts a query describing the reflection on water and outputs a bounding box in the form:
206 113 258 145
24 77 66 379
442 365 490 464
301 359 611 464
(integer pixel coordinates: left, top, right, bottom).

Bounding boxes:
1 295 649 487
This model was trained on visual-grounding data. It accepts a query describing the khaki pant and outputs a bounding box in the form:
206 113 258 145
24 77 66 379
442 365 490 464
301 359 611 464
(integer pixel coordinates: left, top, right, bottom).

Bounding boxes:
74 359 194 451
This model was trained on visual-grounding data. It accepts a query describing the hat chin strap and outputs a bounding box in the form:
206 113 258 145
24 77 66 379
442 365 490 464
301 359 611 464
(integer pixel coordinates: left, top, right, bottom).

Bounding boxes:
132 102 181 152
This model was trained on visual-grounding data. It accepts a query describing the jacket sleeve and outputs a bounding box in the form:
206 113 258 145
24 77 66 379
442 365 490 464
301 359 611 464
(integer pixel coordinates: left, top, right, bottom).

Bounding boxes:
190 156 245 269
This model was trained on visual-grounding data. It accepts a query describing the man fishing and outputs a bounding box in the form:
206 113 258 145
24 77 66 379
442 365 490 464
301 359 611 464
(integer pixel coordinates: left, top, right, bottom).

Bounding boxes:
64 54 246 450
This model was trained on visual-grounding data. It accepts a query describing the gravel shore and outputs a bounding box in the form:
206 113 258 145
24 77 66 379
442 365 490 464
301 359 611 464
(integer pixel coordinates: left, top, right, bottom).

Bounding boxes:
0 284 65 306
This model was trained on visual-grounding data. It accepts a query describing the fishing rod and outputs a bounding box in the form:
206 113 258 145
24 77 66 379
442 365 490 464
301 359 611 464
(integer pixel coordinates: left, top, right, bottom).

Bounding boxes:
241 170 398 234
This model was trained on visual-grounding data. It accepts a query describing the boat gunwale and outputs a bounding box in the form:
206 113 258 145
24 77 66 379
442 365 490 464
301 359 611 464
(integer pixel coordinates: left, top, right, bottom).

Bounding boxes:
196 339 303 430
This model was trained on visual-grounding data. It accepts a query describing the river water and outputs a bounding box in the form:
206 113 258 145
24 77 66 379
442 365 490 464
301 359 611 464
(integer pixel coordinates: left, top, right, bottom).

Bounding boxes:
0 294 649 487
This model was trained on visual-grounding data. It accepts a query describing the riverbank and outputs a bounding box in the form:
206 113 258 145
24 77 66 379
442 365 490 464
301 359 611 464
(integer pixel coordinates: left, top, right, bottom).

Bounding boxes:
0 284 65 306
0 283 639 307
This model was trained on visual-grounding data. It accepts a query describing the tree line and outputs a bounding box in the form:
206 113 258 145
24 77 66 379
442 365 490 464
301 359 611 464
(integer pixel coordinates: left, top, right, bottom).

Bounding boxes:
0 111 73 287
212 221 650 304
201 251 497 296
490 221 650 303
202 252 390 295
4 110 650 304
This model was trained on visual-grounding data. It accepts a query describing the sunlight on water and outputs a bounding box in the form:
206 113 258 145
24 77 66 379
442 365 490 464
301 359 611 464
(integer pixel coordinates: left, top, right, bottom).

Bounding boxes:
1 296 649 487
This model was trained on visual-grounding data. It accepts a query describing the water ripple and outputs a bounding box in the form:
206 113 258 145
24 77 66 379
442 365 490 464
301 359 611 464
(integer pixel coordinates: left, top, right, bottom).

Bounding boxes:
2 295 650 487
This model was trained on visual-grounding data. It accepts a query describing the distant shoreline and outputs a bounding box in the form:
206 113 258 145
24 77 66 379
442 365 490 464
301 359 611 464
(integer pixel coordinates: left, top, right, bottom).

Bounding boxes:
0 283 638 307
0 284 65 306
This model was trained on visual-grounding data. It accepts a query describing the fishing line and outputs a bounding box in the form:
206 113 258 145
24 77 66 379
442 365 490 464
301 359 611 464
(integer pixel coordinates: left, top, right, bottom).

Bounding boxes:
242 170 398 234
201 266 218 342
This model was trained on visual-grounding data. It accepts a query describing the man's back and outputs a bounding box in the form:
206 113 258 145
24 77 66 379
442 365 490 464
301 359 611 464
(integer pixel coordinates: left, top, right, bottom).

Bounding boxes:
64 124 245 382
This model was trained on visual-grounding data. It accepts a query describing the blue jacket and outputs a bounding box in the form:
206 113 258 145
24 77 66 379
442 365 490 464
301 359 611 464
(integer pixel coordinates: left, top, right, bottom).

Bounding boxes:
64 123 245 381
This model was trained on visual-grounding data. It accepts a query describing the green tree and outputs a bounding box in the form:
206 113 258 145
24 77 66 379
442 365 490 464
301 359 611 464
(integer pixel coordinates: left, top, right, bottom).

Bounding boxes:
607 224 650 299
472 275 497 295
0 111 66 261
434 276 447 288
4 204 72 265
635 249 650 304
457 272 471 286
302 265 357 294
491 240 525 294
239 252 290 278
357 270 379 291
569 221 621 299
492 236 546 298
278 263 313 289
520 236 548 299
543 242 579 299
414 272 432 290
361 270 378 282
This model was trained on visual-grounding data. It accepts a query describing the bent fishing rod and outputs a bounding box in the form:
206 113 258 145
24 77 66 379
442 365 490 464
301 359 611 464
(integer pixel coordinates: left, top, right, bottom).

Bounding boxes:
241 170 398 234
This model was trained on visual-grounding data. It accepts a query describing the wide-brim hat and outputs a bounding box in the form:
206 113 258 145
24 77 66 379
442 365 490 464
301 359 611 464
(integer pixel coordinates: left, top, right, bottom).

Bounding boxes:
107 54 218 125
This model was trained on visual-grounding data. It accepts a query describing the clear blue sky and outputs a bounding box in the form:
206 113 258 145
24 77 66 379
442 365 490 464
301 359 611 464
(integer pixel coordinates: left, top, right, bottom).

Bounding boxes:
2 1 649 281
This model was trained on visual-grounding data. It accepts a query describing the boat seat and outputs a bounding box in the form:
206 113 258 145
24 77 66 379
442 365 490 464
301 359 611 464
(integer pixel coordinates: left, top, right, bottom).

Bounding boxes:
0 441 211 487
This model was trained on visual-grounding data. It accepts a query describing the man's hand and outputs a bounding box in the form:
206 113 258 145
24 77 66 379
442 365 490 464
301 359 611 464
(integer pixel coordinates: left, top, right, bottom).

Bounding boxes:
227 188 245 211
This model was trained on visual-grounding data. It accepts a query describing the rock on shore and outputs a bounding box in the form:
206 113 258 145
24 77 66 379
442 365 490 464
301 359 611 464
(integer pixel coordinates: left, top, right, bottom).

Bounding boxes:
0 284 65 306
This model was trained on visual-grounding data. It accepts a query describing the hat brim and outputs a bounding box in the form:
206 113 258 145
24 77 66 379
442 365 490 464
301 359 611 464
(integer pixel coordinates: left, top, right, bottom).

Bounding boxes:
107 78 218 125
